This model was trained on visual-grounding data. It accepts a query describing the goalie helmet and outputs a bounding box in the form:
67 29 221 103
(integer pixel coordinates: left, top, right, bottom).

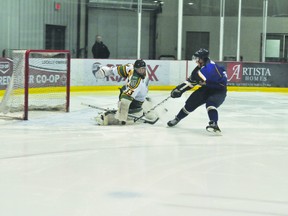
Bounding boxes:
134 59 146 68
193 48 209 61
134 59 146 78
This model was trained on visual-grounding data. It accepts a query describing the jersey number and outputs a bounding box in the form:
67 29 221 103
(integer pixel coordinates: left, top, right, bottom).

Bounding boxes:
125 89 134 96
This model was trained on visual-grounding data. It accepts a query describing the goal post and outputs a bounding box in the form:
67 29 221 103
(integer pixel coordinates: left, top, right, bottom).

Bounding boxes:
0 49 70 120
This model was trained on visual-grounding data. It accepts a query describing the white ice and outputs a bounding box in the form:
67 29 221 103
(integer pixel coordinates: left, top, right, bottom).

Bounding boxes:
0 91 288 216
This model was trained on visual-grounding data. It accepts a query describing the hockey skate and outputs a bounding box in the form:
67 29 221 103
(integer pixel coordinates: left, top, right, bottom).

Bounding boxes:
206 121 221 134
167 117 180 127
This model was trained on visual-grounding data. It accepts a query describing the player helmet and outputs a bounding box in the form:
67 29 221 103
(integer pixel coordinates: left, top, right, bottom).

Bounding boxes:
134 59 146 78
193 48 209 61
134 59 146 68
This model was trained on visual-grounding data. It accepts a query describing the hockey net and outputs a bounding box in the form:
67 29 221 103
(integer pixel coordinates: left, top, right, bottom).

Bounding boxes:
0 50 70 120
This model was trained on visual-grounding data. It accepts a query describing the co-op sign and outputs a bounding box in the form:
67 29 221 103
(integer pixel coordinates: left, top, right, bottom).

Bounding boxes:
0 58 67 90
0 58 13 89
0 61 10 74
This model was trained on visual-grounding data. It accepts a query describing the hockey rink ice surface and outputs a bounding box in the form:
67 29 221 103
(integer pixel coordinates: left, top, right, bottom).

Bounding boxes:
0 90 288 216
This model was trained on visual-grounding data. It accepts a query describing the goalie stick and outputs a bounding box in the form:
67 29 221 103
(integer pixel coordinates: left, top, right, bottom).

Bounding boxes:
133 96 171 123
81 103 159 125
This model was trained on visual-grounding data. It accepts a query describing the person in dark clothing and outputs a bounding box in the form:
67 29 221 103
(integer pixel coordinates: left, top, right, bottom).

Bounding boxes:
167 48 227 134
91 35 110 59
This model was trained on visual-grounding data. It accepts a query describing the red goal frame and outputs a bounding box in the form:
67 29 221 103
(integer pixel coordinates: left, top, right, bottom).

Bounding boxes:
23 50 71 120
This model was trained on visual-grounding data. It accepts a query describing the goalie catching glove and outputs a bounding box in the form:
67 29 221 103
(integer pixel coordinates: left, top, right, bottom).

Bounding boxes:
92 63 113 79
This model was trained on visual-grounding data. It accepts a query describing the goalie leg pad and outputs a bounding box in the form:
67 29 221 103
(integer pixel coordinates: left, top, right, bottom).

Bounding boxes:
103 112 119 125
115 98 132 123
95 111 119 125
96 111 134 125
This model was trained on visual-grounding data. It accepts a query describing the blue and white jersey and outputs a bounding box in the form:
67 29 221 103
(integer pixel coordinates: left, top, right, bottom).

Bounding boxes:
190 60 227 89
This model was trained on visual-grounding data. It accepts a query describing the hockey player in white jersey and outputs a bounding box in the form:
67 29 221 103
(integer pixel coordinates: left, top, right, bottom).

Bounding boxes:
92 59 157 125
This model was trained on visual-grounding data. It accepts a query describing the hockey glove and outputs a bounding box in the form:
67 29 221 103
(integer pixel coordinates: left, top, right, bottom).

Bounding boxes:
171 88 183 98
92 64 113 79
171 81 194 98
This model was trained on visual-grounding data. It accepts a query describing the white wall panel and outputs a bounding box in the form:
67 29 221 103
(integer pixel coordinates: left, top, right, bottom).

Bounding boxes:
19 0 44 49
0 0 79 57
43 0 79 56
88 8 150 59
0 0 21 53
1 0 288 61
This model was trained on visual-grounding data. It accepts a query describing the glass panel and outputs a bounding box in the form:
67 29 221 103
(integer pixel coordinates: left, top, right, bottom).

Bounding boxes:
266 39 281 58
183 0 220 16
183 0 288 17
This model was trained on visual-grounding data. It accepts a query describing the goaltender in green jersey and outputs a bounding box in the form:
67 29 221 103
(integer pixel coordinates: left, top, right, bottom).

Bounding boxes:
92 59 157 125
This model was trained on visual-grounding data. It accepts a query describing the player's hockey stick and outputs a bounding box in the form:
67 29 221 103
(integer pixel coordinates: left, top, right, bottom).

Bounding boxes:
133 96 171 123
81 103 159 125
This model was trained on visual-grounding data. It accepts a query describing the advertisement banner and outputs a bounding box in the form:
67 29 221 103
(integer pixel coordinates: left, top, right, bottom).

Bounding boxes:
0 58 68 90
28 58 68 87
1 58 287 88
217 62 288 87
0 58 13 90
81 59 176 86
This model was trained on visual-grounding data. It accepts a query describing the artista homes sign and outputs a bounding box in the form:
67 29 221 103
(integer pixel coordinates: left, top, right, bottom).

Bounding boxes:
219 62 288 87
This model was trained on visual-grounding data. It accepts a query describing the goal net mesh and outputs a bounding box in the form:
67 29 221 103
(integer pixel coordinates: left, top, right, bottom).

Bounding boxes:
0 50 70 120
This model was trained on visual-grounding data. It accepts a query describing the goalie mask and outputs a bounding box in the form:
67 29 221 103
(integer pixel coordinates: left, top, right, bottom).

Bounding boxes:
134 59 146 78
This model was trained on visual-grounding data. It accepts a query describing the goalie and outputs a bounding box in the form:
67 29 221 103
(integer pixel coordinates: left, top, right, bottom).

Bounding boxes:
92 59 157 125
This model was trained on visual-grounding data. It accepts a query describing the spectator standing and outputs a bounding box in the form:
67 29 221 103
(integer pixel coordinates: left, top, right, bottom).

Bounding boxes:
91 35 110 58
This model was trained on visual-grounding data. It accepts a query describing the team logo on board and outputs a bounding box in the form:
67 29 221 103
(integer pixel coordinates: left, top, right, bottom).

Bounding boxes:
0 62 10 74
227 63 242 82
